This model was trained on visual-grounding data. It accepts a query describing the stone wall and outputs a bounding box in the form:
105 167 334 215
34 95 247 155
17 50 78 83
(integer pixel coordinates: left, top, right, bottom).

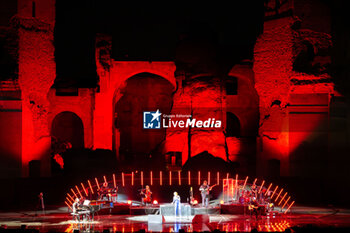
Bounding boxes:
16 0 56 177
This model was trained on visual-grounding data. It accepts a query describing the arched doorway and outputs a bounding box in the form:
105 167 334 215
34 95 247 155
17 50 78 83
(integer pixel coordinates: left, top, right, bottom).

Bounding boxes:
51 111 84 174
51 111 84 148
114 73 174 167
225 112 240 137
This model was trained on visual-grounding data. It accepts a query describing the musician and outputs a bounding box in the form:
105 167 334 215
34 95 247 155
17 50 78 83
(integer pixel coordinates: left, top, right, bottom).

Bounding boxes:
72 198 81 214
189 187 195 205
199 180 211 207
172 192 181 216
251 184 258 199
98 181 110 200
239 191 247 204
249 197 260 219
141 185 152 205
265 191 274 213
36 192 45 211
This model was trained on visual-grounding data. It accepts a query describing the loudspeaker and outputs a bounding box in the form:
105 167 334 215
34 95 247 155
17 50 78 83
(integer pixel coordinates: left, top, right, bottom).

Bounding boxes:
192 214 209 224
148 214 165 224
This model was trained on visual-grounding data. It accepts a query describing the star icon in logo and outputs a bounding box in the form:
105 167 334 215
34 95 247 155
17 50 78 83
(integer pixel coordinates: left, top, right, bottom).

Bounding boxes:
150 109 161 122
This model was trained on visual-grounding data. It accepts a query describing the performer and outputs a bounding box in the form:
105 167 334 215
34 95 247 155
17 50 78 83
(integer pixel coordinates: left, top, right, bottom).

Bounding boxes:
111 185 118 203
251 184 258 200
239 190 247 204
249 197 260 219
199 180 212 207
172 192 181 216
98 181 110 200
141 185 152 205
72 198 81 214
265 191 274 213
189 187 195 205
36 192 45 212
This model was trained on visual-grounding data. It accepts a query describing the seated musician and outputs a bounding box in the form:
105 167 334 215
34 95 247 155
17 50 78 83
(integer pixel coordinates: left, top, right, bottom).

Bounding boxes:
111 186 118 203
98 181 110 201
72 198 81 214
249 197 260 219
239 190 247 204
141 185 152 205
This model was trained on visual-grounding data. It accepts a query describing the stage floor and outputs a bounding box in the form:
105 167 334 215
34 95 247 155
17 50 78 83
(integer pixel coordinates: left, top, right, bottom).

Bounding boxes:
0 206 350 232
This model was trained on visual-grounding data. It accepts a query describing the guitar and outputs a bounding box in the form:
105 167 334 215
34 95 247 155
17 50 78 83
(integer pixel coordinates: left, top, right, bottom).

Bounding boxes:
202 184 218 195
248 204 259 210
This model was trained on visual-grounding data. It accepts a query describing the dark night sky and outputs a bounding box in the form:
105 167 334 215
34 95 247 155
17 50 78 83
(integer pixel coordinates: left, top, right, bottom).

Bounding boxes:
54 1 264 87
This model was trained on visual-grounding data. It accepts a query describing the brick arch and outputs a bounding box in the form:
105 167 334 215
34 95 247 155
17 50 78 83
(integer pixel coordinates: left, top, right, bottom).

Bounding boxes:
93 61 176 150
112 71 176 108
225 112 241 137
112 72 174 162
51 111 84 148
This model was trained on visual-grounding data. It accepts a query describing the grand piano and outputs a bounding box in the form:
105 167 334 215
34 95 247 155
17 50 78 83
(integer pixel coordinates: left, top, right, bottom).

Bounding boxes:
72 200 111 222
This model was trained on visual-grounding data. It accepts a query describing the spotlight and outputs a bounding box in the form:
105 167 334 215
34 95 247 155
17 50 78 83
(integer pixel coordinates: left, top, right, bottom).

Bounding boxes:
220 200 224 204
193 200 198 205
127 200 132 205
153 200 158 205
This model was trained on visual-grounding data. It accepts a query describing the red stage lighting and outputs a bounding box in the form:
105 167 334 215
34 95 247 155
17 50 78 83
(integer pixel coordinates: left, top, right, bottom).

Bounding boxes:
113 174 116 188
169 171 172 185
259 180 265 193
71 188 78 198
253 178 257 186
160 171 162 186
271 185 278 199
242 176 249 190
66 197 72 206
275 188 284 202
193 200 198 205
81 183 88 196
67 193 74 202
266 183 272 194
198 171 201 185
278 192 288 205
284 201 295 214
127 200 132 205
75 185 83 198
132 172 134 186
140 171 143 186
281 196 291 209
88 180 94 194
95 178 100 190
65 201 72 210
153 200 158 205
